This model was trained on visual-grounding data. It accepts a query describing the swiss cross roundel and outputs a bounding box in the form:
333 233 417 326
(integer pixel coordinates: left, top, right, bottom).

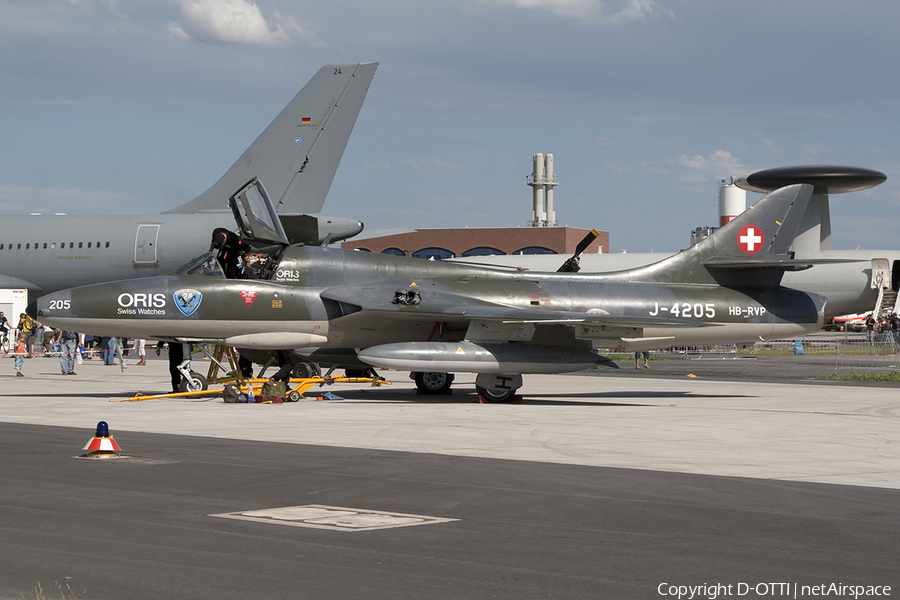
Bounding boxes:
737 225 764 254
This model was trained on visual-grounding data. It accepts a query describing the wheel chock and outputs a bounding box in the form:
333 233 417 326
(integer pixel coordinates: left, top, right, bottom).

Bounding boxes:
475 395 522 404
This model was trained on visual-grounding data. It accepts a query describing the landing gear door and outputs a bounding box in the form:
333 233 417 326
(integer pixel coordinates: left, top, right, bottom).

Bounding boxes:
229 178 290 247
871 258 890 290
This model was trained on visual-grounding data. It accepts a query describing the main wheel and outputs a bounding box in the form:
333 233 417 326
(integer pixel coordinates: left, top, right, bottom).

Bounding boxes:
292 361 317 379
0 335 8 354
179 371 208 397
414 371 454 395
476 385 516 403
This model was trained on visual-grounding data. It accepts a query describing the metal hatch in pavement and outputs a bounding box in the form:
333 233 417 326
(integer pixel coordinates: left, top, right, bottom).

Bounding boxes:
211 504 459 532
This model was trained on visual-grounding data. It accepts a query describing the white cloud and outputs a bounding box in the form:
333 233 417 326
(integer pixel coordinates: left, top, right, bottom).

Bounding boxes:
401 157 462 171
66 0 125 18
589 136 616 147
474 0 676 25
168 0 319 45
675 150 745 184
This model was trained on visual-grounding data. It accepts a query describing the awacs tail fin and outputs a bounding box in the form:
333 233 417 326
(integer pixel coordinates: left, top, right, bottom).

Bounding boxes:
622 183 816 286
165 62 377 215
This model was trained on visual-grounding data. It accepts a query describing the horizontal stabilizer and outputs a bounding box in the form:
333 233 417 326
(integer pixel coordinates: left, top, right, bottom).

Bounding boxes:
702 257 863 270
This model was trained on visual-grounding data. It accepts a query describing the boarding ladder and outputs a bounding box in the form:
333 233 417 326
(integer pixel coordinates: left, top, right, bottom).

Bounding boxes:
870 260 898 319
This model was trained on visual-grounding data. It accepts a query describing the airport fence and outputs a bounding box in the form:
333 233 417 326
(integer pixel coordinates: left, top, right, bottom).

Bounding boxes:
599 332 900 373
831 332 900 372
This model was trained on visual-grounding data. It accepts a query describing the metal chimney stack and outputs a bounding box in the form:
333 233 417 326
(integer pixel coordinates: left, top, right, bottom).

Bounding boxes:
719 177 746 226
527 153 558 227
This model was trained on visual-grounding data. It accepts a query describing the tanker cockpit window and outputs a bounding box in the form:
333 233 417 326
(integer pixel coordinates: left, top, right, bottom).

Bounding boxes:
174 252 226 278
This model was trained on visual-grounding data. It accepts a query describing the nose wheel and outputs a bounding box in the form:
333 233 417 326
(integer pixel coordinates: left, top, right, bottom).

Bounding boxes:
177 358 209 397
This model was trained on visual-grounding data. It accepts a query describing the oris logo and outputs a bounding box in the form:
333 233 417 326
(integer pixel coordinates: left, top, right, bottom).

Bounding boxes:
276 269 301 280
118 293 166 308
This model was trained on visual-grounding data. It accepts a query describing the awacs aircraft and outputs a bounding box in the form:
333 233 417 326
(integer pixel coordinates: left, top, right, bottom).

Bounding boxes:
32 177 840 401
0 62 377 294
450 165 890 321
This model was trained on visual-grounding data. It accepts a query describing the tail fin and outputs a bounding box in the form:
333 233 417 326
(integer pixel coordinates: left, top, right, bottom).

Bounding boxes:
165 62 377 215
734 165 887 257
626 183 815 286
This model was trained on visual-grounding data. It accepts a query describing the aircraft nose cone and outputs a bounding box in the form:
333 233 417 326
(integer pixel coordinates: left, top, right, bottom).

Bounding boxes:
25 299 37 319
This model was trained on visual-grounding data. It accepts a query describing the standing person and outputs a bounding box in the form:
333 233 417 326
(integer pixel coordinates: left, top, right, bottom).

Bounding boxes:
99 336 117 365
83 334 95 359
865 313 877 342
156 341 185 393
271 349 298 383
0 311 9 353
134 339 147 366
42 324 57 357
58 330 78 375
634 350 650 369
17 313 36 357
13 338 25 377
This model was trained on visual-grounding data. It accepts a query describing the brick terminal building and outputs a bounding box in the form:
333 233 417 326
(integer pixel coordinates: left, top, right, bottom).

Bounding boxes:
341 227 608 259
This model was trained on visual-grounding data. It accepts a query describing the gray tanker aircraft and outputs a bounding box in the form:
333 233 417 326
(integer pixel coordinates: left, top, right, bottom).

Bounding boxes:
451 165 892 321
0 62 377 294
32 177 846 401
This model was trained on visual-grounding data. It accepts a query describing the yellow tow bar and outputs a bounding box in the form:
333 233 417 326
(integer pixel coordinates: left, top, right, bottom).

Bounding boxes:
116 375 389 403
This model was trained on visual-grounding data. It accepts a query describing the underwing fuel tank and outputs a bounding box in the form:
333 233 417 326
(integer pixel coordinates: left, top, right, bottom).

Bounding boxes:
358 341 610 374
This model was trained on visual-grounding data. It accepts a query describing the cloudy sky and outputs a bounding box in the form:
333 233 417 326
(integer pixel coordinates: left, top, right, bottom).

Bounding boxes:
2 0 899 251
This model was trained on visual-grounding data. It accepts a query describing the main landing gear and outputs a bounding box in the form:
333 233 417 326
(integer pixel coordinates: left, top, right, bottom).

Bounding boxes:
410 371 522 403
412 371 455 395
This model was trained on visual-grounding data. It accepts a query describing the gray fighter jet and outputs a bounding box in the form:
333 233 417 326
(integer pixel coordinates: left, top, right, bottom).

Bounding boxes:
450 165 890 321
32 177 846 400
0 62 377 294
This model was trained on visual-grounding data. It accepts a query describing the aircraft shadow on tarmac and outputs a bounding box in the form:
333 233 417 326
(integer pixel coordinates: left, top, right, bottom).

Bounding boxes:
4 388 747 406
324 388 749 407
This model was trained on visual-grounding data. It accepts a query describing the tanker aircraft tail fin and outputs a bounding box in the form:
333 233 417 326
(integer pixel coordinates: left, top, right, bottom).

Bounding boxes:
165 62 377 216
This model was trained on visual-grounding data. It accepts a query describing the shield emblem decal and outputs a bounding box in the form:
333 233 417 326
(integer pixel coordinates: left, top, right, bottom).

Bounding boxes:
173 289 203 316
